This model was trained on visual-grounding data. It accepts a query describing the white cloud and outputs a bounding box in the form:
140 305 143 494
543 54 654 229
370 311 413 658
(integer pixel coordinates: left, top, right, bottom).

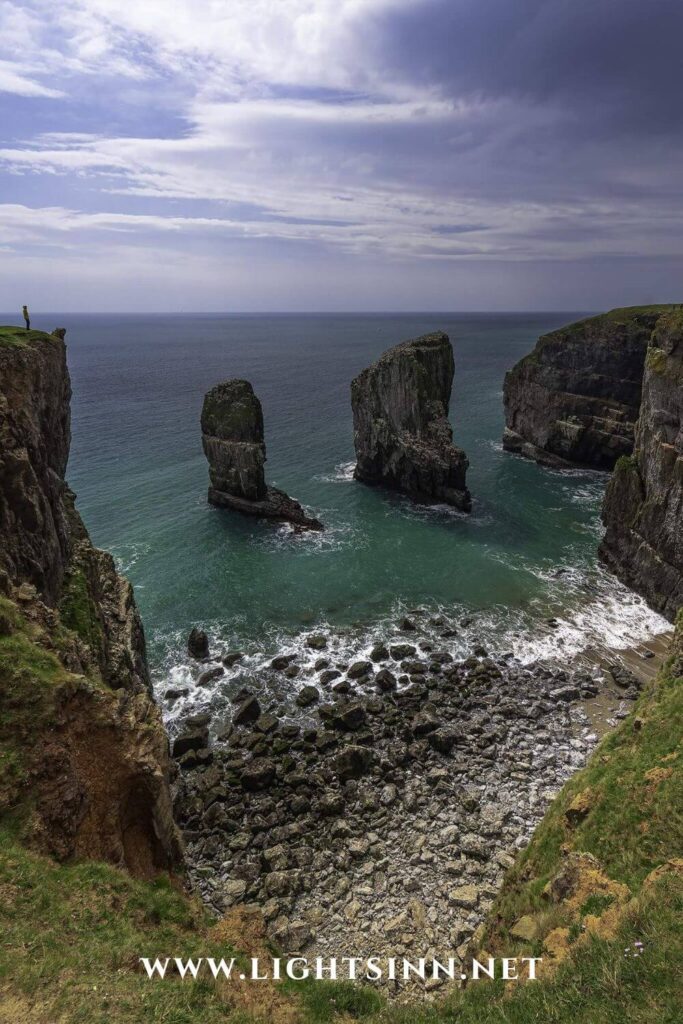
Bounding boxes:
0 59 64 97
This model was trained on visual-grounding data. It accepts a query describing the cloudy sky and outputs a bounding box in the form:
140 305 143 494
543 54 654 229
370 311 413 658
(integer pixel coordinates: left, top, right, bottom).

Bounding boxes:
1 0 682 311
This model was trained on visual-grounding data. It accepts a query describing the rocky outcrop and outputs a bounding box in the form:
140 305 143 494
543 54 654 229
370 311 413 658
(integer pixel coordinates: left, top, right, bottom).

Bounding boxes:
201 379 323 530
0 327 72 604
0 325 181 874
600 311 683 621
351 331 471 510
503 306 676 470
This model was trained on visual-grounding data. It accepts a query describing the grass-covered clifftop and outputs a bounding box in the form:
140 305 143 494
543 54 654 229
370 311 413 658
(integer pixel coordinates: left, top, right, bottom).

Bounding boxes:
2 594 681 1022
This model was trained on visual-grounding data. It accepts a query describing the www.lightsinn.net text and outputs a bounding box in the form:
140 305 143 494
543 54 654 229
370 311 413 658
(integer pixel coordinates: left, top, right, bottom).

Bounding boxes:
139 955 542 983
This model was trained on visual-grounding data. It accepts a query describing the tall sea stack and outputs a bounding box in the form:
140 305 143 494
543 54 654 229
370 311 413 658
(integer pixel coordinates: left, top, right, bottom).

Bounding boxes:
600 311 683 621
502 307 675 470
351 331 471 511
201 378 323 530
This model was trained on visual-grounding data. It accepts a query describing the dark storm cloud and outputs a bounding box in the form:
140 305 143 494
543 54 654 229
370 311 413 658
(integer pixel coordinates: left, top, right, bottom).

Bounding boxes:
372 0 683 133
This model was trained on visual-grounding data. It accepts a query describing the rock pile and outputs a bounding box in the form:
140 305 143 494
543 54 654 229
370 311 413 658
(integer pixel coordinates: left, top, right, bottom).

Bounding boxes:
170 640 634 994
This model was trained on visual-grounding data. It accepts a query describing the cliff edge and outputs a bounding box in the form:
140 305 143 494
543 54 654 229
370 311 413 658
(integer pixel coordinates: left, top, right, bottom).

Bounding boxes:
600 311 683 621
0 325 181 875
351 331 471 510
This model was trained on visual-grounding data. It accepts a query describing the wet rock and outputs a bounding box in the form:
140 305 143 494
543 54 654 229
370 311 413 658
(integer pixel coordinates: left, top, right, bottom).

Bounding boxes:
370 643 390 663
222 651 244 667
347 660 372 680
197 665 224 687
375 668 397 692
319 702 368 732
296 685 320 708
272 654 296 670
241 759 276 791
233 695 261 726
306 634 328 650
188 627 209 659
255 713 279 734
391 643 416 660
173 729 209 758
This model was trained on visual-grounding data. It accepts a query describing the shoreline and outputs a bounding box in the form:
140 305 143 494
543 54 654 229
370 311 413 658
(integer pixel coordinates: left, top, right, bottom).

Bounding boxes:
169 616 667 1000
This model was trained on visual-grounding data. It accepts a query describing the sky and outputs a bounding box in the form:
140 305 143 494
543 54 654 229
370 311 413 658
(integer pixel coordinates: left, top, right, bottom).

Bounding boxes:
0 0 682 312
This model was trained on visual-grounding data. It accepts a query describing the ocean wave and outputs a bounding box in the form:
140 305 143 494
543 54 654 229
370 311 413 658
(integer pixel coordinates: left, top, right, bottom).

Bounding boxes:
153 561 670 733
314 461 356 483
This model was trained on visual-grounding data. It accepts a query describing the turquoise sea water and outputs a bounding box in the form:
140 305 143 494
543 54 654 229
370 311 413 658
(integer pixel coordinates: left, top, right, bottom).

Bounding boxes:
19 312 668 708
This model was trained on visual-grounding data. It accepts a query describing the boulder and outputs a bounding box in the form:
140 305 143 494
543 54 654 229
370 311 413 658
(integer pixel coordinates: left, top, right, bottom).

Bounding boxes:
334 745 376 781
188 627 209 659
351 331 471 509
201 379 323 530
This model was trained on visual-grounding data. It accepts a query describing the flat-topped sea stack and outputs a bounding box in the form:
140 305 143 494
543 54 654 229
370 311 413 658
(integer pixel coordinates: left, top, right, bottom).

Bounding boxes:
600 311 683 621
351 331 471 511
201 379 323 530
503 306 677 470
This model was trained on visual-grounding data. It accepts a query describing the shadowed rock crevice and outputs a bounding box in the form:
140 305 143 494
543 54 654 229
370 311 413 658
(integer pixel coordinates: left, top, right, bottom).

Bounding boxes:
201 379 323 530
351 331 471 510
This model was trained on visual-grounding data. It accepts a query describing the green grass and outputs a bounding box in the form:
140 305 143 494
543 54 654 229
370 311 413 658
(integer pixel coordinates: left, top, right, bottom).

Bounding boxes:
0 597 70 808
59 566 104 654
0 325 54 349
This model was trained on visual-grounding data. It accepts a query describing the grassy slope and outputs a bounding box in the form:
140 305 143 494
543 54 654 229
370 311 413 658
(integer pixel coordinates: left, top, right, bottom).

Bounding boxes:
1 597 681 1023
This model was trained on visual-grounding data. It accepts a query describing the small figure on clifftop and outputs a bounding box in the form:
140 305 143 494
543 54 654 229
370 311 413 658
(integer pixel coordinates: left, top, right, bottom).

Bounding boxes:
22 305 30 330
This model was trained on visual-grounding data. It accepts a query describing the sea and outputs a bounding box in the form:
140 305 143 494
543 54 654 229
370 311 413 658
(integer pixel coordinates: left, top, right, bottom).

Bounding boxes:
21 312 669 725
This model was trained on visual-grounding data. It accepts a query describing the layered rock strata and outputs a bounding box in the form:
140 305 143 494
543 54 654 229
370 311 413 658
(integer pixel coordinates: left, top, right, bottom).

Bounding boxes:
0 325 181 874
351 331 471 510
600 311 683 621
201 379 322 530
503 307 675 470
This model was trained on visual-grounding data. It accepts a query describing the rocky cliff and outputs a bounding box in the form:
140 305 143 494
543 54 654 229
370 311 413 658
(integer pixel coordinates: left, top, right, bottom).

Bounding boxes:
0 325 181 875
600 311 683 621
502 306 675 470
351 331 471 510
201 378 323 529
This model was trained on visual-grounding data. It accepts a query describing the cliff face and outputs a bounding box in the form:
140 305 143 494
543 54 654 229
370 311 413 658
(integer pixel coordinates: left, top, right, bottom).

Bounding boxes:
600 312 683 621
0 326 181 875
0 328 72 604
351 331 471 510
202 378 323 529
502 307 674 470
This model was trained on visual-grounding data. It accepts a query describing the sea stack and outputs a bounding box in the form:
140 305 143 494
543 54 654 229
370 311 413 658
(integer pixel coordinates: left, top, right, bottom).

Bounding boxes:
201 379 323 530
351 331 471 511
600 311 683 621
502 306 676 470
